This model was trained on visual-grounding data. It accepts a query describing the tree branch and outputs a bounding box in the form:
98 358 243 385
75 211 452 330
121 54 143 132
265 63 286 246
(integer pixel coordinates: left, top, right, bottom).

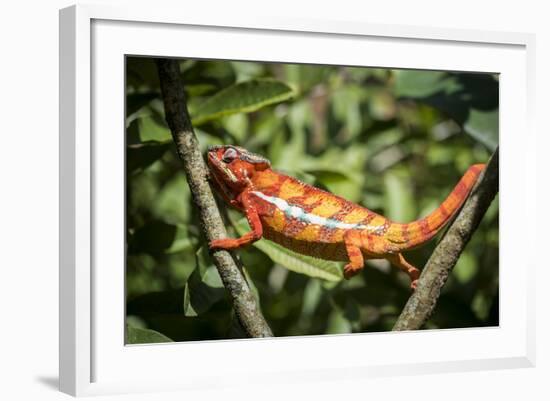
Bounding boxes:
393 147 499 331
155 58 273 337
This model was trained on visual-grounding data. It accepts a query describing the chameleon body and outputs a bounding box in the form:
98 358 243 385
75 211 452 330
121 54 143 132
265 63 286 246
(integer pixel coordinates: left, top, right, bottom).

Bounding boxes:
207 145 485 289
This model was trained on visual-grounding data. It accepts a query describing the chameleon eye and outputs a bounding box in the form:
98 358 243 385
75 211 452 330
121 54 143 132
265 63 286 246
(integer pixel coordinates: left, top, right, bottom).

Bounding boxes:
222 148 238 163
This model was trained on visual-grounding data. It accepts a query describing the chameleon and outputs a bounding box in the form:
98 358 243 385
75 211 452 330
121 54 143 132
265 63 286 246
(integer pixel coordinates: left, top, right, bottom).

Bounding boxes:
206 145 485 290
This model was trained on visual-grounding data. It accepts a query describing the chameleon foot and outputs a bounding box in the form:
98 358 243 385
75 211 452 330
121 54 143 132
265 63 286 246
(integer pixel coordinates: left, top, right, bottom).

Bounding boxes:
386 253 420 291
343 264 363 279
408 268 420 290
209 238 239 250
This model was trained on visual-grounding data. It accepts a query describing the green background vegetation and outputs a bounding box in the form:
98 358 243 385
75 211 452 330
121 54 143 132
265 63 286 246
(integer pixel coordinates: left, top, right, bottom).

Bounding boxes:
125 57 499 344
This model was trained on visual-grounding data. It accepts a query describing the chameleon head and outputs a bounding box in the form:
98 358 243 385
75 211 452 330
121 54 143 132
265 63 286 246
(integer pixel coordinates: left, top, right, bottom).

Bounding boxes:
207 145 271 201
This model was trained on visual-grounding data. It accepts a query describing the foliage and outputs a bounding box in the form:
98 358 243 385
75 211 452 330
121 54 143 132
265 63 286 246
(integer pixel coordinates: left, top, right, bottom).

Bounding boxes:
126 325 173 344
125 57 499 343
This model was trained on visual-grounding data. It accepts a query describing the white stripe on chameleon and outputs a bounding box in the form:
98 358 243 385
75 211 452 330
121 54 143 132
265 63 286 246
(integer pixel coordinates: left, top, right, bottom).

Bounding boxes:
251 191 384 232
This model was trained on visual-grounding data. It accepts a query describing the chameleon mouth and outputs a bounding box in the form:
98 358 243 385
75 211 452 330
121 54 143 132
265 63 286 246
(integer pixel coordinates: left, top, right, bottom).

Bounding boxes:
207 152 237 183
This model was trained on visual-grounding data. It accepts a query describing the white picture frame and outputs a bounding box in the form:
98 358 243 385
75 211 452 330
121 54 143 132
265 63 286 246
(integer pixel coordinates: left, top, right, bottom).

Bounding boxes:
59 4 536 397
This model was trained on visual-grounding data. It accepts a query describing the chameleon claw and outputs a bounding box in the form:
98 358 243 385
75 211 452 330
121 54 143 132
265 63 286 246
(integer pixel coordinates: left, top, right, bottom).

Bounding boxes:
343 264 362 279
408 268 420 291
209 238 248 250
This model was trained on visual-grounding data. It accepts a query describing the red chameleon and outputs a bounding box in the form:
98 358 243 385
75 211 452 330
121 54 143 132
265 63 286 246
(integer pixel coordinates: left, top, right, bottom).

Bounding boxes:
207 145 485 290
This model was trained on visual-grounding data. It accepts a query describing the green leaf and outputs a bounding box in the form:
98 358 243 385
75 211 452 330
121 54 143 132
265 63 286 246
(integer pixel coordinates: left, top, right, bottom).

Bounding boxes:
137 113 172 142
369 89 397 121
393 71 498 150
242 266 261 304
284 64 332 93
182 60 236 89
331 85 363 140
164 225 197 254
471 291 494 321
183 247 226 317
151 173 192 225
221 113 248 142
393 70 448 98
195 246 224 288
300 279 323 319
127 142 170 173
281 100 310 168
125 325 173 344
192 79 296 125
231 61 265 82
326 307 352 334
183 282 196 317
233 219 343 282
453 251 478 284
464 109 498 151
383 170 416 223
126 92 159 117
185 83 218 97
307 169 362 203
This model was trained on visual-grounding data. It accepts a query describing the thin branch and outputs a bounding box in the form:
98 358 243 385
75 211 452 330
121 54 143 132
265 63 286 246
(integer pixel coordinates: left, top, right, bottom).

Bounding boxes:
393 147 499 331
155 58 273 337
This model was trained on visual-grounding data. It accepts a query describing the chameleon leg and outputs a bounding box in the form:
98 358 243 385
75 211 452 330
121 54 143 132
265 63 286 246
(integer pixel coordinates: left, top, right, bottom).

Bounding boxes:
209 193 263 250
386 253 420 290
343 232 364 279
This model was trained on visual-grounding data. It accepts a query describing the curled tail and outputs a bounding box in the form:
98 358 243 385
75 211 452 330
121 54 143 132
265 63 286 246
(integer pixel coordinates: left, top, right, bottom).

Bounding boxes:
387 163 485 250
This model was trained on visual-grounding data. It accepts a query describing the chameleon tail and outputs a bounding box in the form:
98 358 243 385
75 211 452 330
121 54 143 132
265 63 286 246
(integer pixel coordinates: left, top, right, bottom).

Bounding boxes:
387 163 485 250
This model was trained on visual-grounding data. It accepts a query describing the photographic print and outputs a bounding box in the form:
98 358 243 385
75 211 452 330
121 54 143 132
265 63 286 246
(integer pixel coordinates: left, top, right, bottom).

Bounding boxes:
125 57 499 344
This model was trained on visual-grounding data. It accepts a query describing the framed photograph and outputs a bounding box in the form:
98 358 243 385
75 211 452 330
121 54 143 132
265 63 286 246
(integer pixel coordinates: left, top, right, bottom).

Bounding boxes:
59 4 535 396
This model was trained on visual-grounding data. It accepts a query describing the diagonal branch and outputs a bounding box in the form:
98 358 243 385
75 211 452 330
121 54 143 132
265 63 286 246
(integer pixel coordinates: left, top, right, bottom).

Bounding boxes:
155 58 273 337
393 147 499 331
